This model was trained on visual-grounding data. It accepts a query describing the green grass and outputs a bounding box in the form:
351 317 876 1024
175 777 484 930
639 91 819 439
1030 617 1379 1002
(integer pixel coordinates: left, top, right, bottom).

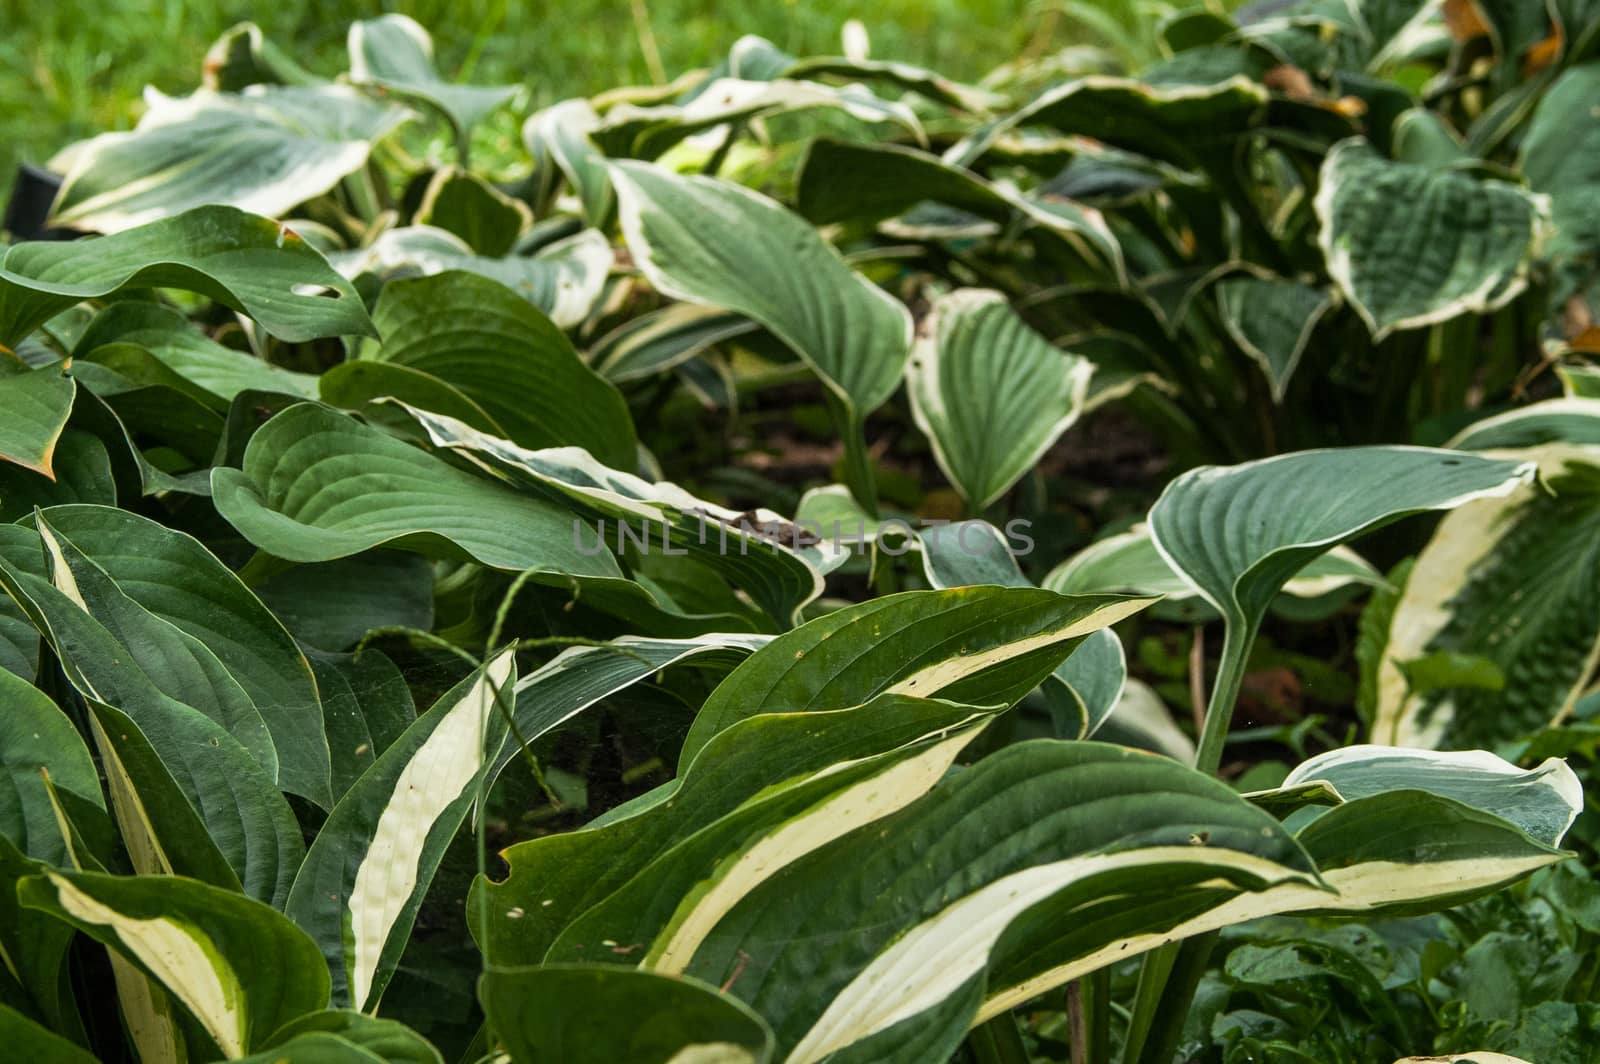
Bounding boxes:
0 0 1162 207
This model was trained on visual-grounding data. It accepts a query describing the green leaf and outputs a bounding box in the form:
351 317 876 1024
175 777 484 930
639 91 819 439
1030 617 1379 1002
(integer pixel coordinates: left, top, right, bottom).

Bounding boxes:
287 651 515 1010
254 1009 443 1064
201 22 320 92
590 304 758 384
0 668 104 865
594 78 922 160
399 404 846 626
0 430 116 521
1214 275 1336 400
610 160 910 505
0 206 375 346
1316 139 1549 338
19 868 330 1058
1373 446 1600 747
363 270 636 468
0 362 74 477
481 966 774 1064
908 289 1094 508
348 15 515 146
31 504 332 806
73 302 318 404
1279 745 1582 848
254 552 434 652
49 87 408 233
476 694 996 967
917 519 1127 739
680 741 1315 1062
487 633 766 793
959 75 1269 169
1449 397 1600 450
211 402 620 577
333 227 613 330
524 100 613 226
1148 447 1535 630
0 528 304 903
1044 523 1384 624
795 140 1123 280
0 1004 96 1064
1521 63 1600 262
679 585 1152 766
412 168 531 257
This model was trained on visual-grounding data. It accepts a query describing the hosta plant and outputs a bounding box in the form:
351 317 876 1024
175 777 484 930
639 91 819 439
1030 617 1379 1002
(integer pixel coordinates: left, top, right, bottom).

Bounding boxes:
3 2 1600 1063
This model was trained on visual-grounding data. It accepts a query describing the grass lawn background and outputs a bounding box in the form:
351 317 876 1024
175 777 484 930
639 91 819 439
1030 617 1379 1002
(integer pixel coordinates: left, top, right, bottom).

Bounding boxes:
0 0 1161 207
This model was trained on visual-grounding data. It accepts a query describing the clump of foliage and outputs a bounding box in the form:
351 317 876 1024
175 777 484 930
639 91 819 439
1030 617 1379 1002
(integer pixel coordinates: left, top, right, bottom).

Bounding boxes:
2 3 1600 1063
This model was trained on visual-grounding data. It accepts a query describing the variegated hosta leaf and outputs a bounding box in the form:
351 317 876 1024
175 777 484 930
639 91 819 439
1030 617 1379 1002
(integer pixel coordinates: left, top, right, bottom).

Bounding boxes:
1149 447 1536 629
0 429 116 522
908 290 1095 509
211 402 620 578
610 160 911 501
679 585 1154 765
362 271 636 468
976 747 1581 1028
0 363 74 475
331 226 612 329
952 75 1269 169
593 78 922 160
0 547 304 904
74 302 318 405
1373 445 1600 747
18 869 329 1058
1447 397 1600 450
0 667 105 865
590 304 758 384
1519 62 1600 263
485 633 768 793
0 205 375 346
917 519 1126 739
1046 523 1385 623
240 1009 443 1064
347 15 515 144
785 54 1003 113
525 99 613 226
28 504 331 804
1393 1055 1533 1063
287 650 515 1010
481 966 774 1064
476 694 999 967
1277 746 1582 848
412 168 532 257
1214 275 1336 400
48 87 408 233
1316 138 1549 338
201 21 320 92
399 404 846 627
678 741 1317 1063
795 140 1124 281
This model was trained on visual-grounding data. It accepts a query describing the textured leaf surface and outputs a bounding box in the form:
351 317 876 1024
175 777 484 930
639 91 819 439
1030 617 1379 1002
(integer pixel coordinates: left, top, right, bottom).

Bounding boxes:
481 966 774 1064
0 667 104 865
212 403 618 577
0 363 74 476
1149 447 1535 627
1316 139 1547 338
348 15 515 142
49 87 407 233
287 652 514 1009
1215 275 1336 400
365 271 635 468
19 869 329 1058
1373 446 1600 747
680 586 1152 764
0 206 374 346
908 289 1094 507
611 161 911 419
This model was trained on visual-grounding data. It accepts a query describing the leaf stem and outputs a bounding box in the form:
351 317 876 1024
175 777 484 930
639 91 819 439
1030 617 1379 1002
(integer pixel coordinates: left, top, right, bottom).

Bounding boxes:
1193 617 1255 777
